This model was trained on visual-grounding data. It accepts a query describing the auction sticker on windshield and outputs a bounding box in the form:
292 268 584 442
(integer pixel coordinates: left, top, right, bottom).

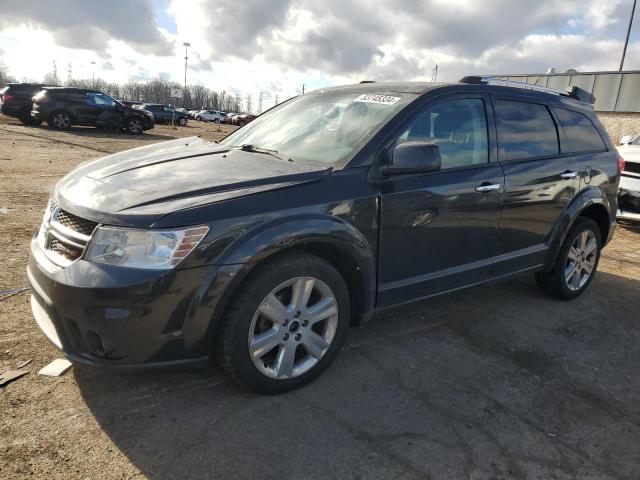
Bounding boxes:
354 94 401 105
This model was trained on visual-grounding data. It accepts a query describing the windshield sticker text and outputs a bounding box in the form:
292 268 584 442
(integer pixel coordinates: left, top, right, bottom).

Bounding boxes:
354 94 401 105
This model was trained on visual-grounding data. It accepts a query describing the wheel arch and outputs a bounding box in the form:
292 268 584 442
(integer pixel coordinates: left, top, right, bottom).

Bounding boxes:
544 187 614 269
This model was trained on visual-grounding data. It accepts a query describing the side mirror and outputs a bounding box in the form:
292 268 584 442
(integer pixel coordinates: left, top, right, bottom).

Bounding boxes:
380 142 441 176
620 135 633 145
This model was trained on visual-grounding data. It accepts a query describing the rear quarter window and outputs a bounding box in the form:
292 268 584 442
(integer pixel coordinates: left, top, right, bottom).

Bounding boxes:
494 100 560 161
553 107 607 154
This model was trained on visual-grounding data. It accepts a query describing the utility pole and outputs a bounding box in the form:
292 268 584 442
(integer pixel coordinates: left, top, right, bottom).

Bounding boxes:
91 61 96 87
620 0 637 71
302 84 305 94
183 42 190 106
67 62 72 84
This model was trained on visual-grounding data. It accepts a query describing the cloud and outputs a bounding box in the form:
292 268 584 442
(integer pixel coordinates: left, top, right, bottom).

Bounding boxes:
0 0 173 55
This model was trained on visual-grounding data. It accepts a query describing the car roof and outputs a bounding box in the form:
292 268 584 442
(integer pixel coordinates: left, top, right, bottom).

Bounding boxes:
313 81 593 110
43 87 101 94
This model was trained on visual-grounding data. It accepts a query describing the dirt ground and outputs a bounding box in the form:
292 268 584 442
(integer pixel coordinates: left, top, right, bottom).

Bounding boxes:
1 113 640 479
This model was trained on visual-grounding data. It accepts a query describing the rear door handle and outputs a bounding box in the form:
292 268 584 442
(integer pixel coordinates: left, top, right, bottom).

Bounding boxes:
560 170 578 179
475 183 501 193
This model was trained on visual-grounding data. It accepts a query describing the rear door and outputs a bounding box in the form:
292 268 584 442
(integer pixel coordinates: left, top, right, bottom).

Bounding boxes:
377 94 504 306
490 95 582 274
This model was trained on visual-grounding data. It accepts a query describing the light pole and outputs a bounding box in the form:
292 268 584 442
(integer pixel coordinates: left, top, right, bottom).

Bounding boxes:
183 42 190 106
620 0 637 71
91 61 96 87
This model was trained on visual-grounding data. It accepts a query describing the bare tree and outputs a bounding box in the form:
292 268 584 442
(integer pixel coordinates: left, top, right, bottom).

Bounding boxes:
0 63 14 85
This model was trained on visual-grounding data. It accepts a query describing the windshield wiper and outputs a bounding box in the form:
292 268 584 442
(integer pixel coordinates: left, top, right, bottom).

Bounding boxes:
236 144 293 162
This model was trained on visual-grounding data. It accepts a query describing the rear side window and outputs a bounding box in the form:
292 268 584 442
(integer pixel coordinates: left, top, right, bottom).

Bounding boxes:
553 108 606 154
494 100 559 161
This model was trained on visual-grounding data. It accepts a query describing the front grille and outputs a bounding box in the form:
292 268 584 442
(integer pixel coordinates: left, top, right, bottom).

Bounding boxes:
624 161 640 175
39 204 98 266
53 209 98 236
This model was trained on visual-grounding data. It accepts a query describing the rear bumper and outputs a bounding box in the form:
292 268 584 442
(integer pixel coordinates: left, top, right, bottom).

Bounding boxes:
28 236 241 371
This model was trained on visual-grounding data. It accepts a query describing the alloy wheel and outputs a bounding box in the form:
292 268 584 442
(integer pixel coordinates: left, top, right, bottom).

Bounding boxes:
128 118 143 133
53 113 70 129
248 276 339 380
564 230 597 291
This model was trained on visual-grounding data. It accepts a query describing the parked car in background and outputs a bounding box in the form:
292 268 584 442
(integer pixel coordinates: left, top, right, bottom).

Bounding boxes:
0 82 47 124
616 135 640 221
188 109 203 119
136 103 189 126
195 109 227 123
232 113 256 126
31 87 154 134
119 100 143 108
28 79 619 394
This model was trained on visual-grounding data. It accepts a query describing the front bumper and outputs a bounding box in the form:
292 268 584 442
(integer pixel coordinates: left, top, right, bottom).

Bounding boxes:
27 237 240 371
617 173 640 221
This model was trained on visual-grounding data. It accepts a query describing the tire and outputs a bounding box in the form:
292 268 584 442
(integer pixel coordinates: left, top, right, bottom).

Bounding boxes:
536 217 602 300
179 117 187 126
215 252 350 394
238 120 246 126
196 116 202 121
48 111 72 130
19 108 40 126
124 117 144 135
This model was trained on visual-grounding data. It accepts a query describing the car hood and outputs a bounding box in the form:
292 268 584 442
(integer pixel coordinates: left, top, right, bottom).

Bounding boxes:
53 136 331 227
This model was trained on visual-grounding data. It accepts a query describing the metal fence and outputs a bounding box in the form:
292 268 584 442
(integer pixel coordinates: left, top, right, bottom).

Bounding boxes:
495 71 640 113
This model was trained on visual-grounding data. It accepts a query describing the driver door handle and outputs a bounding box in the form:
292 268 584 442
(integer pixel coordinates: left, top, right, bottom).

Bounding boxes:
560 170 578 179
475 182 501 193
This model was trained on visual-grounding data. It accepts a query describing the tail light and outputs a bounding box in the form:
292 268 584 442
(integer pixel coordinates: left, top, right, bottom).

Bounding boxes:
618 156 626 174
2 93 13 102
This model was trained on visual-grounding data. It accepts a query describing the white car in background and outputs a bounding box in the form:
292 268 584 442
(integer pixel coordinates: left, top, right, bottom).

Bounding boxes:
195 110 226 123
616 135 640 221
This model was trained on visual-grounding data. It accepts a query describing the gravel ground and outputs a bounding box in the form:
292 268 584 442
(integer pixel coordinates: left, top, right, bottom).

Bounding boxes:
1 114 639 479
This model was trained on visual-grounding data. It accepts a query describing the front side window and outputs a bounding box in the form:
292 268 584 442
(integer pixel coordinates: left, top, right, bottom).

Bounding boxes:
553 107 607 154
395 98 489 169
495 100 559 161
220 91 415 166
163 106 174 112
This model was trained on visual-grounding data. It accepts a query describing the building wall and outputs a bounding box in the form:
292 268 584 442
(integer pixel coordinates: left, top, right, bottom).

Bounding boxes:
594 112 640 145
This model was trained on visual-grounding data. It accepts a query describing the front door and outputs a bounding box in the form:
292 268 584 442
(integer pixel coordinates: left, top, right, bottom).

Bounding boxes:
378 95 504 307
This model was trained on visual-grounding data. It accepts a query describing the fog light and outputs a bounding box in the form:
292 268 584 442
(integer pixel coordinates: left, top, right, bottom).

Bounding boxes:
86 330 106 357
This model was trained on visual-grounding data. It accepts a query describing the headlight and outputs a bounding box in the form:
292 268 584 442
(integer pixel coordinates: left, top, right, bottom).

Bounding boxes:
86 225 209 269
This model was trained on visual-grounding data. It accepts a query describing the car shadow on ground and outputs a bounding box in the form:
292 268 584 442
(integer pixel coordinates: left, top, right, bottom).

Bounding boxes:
75 271 640 479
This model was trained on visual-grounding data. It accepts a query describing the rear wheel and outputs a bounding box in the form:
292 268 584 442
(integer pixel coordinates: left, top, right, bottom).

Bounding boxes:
178 117 187 126
215 253 350 394
536 217 601 300
48 111 72 130
125 117 144 134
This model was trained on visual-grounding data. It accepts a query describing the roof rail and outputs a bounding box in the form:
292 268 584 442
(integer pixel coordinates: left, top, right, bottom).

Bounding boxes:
458 76 595 104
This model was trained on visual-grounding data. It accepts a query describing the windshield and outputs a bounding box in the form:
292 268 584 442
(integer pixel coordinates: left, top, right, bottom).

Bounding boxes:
220 90 414 165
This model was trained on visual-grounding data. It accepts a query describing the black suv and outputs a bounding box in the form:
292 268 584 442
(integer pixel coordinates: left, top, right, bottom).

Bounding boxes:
31 88 155 134
136 103 189 126
28 79 620 393
0 82 47 124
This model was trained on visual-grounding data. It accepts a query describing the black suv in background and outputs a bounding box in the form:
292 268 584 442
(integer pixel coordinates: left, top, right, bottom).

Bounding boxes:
31 87 155 134
135 103 189 126
28 79 620 394
0 83 47 124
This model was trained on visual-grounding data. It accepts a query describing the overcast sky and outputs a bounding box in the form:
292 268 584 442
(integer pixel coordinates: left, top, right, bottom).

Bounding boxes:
1 0 640 102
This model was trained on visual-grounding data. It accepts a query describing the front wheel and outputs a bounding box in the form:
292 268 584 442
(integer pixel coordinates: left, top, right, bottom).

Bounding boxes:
178 117 187 126
124 117 144 134
536 217 602 300
215 253 350 394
